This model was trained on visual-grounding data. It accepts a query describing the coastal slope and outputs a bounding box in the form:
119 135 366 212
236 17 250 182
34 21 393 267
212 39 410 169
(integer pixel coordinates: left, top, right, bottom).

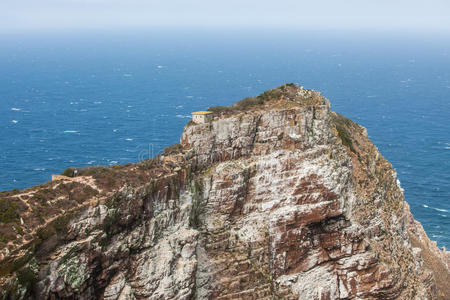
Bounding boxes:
1 84 449 299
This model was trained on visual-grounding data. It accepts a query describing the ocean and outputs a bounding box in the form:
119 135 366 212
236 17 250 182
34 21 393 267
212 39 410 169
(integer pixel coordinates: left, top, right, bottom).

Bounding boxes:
0 29 449 248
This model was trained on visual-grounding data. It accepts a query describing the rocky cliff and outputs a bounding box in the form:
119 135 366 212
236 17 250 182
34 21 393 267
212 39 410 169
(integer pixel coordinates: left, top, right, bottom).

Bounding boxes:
0 84 449 299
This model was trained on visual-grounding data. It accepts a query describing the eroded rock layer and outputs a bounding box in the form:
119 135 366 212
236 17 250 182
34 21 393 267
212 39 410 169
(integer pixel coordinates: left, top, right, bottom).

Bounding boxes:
1 84 449 299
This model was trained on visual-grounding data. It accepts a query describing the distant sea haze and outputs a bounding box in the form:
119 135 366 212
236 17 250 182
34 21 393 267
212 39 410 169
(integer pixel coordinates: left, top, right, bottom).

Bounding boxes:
0 30 449 248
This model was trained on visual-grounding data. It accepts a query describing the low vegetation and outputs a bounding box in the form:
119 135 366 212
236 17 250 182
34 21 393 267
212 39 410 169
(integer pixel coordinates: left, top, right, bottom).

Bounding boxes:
208 86 286 115
207 84 324 118
332 113 356 153
61 168 76 177
0 198 20 224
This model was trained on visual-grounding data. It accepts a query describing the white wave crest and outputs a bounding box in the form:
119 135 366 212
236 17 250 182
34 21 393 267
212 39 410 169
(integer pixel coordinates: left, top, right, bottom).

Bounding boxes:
423 204 448 212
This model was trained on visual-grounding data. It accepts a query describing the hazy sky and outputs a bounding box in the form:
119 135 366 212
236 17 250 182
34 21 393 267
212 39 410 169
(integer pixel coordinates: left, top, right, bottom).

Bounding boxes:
1 0 450 33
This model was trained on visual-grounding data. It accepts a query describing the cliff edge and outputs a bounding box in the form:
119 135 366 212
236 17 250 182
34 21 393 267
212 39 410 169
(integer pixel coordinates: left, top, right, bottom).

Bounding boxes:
0 84 449 299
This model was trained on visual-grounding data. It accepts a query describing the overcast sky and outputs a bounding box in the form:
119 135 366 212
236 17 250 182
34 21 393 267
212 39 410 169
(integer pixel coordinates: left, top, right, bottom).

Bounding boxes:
1 0 450 33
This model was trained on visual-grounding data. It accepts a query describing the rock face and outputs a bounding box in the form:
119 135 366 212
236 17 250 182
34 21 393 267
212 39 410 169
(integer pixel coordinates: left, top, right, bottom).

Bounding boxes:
1 84 449 299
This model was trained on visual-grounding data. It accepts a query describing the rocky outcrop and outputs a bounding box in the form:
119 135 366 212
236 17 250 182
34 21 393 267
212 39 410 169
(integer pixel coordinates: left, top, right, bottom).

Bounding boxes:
1 84 449 299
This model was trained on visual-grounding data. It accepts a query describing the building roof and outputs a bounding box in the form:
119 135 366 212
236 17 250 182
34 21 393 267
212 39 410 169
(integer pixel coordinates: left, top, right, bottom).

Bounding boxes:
192 111 213 115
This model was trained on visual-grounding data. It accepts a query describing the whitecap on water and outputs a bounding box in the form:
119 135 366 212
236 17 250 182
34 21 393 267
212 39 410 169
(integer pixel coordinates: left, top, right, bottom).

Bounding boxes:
125 138 134 141
33 168 46 171
176 115 190 118
11 108 21 111
123 74 133 77
423 204 448 213
11 120 19 124
434 207 449 212
64 130 79 134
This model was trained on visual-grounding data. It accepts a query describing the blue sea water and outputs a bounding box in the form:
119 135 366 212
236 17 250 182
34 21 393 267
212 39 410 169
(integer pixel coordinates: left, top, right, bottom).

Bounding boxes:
0 30 449 248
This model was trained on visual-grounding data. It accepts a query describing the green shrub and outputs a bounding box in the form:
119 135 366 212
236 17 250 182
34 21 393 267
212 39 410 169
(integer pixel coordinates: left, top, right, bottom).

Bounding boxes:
234 97 264 109
37 226 56 242
256 89 282 102
61 168 75 177
17 266 38 287
77 166 108 177
208 106 233 114
0 199 19 224
53 214 72 234
333 114 356 153
207 86 290 116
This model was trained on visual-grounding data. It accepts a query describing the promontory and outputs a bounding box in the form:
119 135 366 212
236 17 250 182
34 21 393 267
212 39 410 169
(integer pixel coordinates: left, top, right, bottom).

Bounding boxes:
1 84 449 299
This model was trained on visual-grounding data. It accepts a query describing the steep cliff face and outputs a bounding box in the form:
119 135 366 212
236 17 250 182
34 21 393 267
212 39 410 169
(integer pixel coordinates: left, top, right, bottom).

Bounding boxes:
1 84 449 299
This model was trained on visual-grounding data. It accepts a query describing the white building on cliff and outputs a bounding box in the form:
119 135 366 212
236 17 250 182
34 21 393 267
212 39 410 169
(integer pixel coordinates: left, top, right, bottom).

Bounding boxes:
192 111 213 124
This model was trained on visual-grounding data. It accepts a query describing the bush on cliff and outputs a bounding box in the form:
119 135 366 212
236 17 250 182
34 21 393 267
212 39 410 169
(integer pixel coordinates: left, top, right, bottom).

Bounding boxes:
332 113 356 153
0 198 19 224
61 168 76 177
208 86 290 115
208 106 233 114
